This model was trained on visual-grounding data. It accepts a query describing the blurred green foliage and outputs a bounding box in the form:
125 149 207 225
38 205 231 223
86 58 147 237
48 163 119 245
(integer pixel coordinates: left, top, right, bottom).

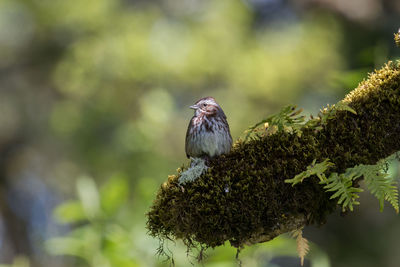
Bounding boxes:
0 256 30 267
47 176 139 266
41 1 344 265
48 175 332 266
0 0 399 266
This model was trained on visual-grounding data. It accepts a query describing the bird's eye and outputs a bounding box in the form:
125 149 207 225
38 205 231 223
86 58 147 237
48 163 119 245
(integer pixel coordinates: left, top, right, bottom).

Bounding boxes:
202 103 207 107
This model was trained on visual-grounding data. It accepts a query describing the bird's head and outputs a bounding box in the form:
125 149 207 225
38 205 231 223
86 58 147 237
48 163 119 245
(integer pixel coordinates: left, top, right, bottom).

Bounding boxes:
190 97 224 117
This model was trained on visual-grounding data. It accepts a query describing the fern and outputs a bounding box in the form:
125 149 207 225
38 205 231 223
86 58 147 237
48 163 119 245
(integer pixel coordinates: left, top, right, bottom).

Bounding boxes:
250 102 399 213
291 228 309 266
349 160 399 213
285 159 334 185
245 105 305 140
245 101 356 141
304 101 357 129
322 172 363 212
364 171 399 213
285 158 363 212
287 153 400 213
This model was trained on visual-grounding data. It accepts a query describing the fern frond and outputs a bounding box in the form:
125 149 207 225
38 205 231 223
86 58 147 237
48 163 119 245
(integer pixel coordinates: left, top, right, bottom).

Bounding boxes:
360 165 399 213
245 101 357 141
384 184 399 214
287 153 399 213
322 172 363 212
291 228 309 266
319 101 357 125
245 105 305 140
285 159 334 185
333 101 357 114
304 101 356 129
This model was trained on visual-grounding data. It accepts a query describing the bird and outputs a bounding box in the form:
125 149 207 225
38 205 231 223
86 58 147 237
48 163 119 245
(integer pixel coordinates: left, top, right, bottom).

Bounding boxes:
185 97 232 160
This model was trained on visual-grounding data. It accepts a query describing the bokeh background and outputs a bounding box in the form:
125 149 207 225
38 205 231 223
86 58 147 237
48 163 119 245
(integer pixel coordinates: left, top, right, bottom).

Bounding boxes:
0 0 400 266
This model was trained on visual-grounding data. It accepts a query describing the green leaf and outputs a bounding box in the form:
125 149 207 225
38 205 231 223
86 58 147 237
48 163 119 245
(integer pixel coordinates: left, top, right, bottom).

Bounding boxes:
334 101 357 114
285 159 334 185
287 152 400 213
245 105 305 140
100 173 129 215
54 200 86 224
361 163 399 213
0 256 30 267
77 175 101 220
245 101 357 141
45 237 85 257
314 101 357 126
322 172 363 212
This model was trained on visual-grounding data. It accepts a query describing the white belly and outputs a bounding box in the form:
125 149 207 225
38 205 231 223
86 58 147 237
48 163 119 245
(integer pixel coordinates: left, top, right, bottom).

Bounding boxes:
195 127 231 157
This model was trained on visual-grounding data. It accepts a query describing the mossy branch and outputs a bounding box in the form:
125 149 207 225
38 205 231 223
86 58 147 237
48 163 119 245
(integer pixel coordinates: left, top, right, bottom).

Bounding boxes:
147 61 400 251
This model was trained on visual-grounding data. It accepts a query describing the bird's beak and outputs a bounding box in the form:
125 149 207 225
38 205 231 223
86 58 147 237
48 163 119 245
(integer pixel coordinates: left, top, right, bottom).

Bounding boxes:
189 104 198 110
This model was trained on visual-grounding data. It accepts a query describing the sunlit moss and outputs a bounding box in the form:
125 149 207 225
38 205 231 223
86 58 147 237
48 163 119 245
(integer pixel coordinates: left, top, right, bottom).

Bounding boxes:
147 61 400 250
395 31 400 48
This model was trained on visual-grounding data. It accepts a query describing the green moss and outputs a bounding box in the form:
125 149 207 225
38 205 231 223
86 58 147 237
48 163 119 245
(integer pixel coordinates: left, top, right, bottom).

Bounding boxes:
147 62 400 250
395 31 400 48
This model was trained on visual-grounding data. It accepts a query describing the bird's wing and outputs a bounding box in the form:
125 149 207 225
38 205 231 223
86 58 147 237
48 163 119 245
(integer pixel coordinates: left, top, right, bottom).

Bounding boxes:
185 117 194 158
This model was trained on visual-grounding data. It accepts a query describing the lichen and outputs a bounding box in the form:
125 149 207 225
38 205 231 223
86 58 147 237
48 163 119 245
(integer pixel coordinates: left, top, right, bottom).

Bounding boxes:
178 158 209 185
147 61 400 251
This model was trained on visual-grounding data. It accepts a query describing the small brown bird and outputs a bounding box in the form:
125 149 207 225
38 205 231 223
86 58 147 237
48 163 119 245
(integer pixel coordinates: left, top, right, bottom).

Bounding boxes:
185 97 232 159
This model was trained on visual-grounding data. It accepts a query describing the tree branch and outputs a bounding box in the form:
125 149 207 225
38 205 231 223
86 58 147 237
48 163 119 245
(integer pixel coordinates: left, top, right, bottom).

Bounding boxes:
147 61 400 249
